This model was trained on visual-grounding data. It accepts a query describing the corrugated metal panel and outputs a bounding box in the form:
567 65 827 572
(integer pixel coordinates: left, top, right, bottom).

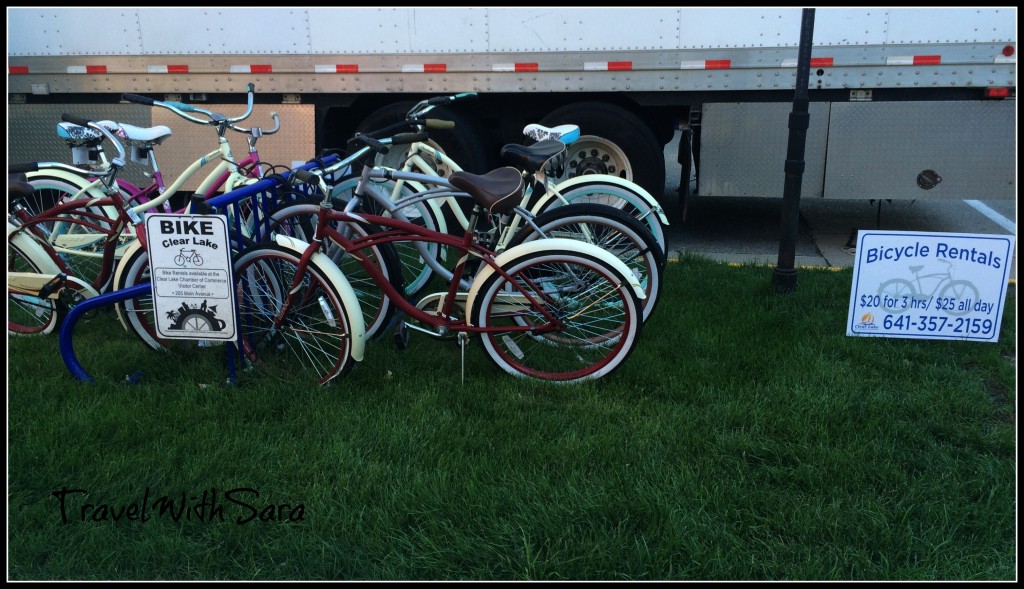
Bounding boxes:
8 103 154 187
150 104 316 192
698 102 829 198
823 101 1016 199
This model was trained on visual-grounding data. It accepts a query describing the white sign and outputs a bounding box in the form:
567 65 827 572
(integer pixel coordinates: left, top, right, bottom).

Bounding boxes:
145 214 236 341
847 231 1014 342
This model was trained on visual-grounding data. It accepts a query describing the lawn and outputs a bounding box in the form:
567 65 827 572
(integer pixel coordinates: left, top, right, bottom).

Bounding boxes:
6 255 1017 580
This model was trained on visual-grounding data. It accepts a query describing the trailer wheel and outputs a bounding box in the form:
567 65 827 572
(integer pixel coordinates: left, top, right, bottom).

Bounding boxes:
355 101 493 175
539 102 666 198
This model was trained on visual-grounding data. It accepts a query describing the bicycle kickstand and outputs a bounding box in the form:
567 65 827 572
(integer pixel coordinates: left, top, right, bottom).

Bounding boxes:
458 332 469 386
393 319 410 350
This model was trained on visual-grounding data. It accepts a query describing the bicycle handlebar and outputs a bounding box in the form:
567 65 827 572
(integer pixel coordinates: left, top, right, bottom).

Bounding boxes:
425 119 455 130
407 92 477 119
229 111 281 136
350 133 389 155
120 82 255 128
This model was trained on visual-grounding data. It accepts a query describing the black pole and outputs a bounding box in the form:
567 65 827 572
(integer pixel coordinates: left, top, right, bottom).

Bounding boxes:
772 8 815 293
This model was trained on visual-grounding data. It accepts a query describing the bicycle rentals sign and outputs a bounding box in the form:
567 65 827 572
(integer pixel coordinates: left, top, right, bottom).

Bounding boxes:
847 231 1014 342
145 213 236 341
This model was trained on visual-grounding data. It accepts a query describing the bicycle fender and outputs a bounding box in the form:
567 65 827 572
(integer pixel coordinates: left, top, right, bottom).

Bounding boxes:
110 239 144 332
464 237 646 324
8 221 64 275
273 234 366 362
63 275 101 300
542 174 670 226
25 169 120 219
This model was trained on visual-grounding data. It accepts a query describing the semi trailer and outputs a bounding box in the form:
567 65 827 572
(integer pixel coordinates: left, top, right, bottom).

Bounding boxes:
7 7 1017 220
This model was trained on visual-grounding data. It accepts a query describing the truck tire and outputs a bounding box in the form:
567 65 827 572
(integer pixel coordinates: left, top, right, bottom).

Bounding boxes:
355 101 493 175
539 102 666 199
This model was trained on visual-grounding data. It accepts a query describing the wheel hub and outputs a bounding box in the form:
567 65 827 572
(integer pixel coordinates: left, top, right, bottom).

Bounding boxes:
569 149 615 177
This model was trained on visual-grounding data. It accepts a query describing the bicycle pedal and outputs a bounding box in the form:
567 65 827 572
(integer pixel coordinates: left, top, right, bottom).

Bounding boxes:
37 273 68 299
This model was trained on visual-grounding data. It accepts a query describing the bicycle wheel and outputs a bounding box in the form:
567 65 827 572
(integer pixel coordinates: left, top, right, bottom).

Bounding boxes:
21 175 125 291
329 175 445 301
267 199 403 339
505 203 665 323
470 248 643 383
8 239 63 335
545 179 668 257
233 242 360 385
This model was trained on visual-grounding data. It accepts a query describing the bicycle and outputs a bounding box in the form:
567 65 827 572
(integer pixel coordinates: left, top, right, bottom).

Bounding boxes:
876 259 981 316
173 248 204 267
315 96 667 321
5 86 321 351
9 118 137 336
7 89 299 345
8 173 98 335
21 85 281 294
330 93 670 260
269 122 664 339
230 131 647 385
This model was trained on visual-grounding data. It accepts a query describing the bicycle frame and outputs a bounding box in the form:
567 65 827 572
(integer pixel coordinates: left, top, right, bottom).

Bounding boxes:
369 139 668 255
17 111 275 298
280 200 565 337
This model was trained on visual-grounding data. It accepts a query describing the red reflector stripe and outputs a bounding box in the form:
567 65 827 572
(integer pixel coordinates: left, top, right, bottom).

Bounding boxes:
167 65 189 74
86 65 107 74
250 64 272 73
9 66 29 74
706 60 731 70
810 57 834 67
515 63 538 72
608 61 633 71
913 55 941 65
986 87 1010 98
424 64 446 73
336 64 359 73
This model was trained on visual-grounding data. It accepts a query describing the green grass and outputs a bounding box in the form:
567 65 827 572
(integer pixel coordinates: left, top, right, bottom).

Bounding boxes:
7 255 1016 580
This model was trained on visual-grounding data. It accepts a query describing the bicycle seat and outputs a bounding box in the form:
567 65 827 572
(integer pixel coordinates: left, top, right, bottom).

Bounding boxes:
909 265 924 274
523 123 581 144
8 173 34 199
55 122 105 147
106 122 173 147
499 140 567 176
448 167 525 215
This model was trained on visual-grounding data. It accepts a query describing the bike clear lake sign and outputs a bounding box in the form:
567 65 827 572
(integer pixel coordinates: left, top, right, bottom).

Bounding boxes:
145 214 236 341
847 231 1015 342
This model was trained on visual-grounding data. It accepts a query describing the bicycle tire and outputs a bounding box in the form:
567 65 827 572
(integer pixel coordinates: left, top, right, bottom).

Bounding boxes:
504 203 665 323
233 242 360 385
470 247 643 383
543 179 668 258
266 198 404 340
